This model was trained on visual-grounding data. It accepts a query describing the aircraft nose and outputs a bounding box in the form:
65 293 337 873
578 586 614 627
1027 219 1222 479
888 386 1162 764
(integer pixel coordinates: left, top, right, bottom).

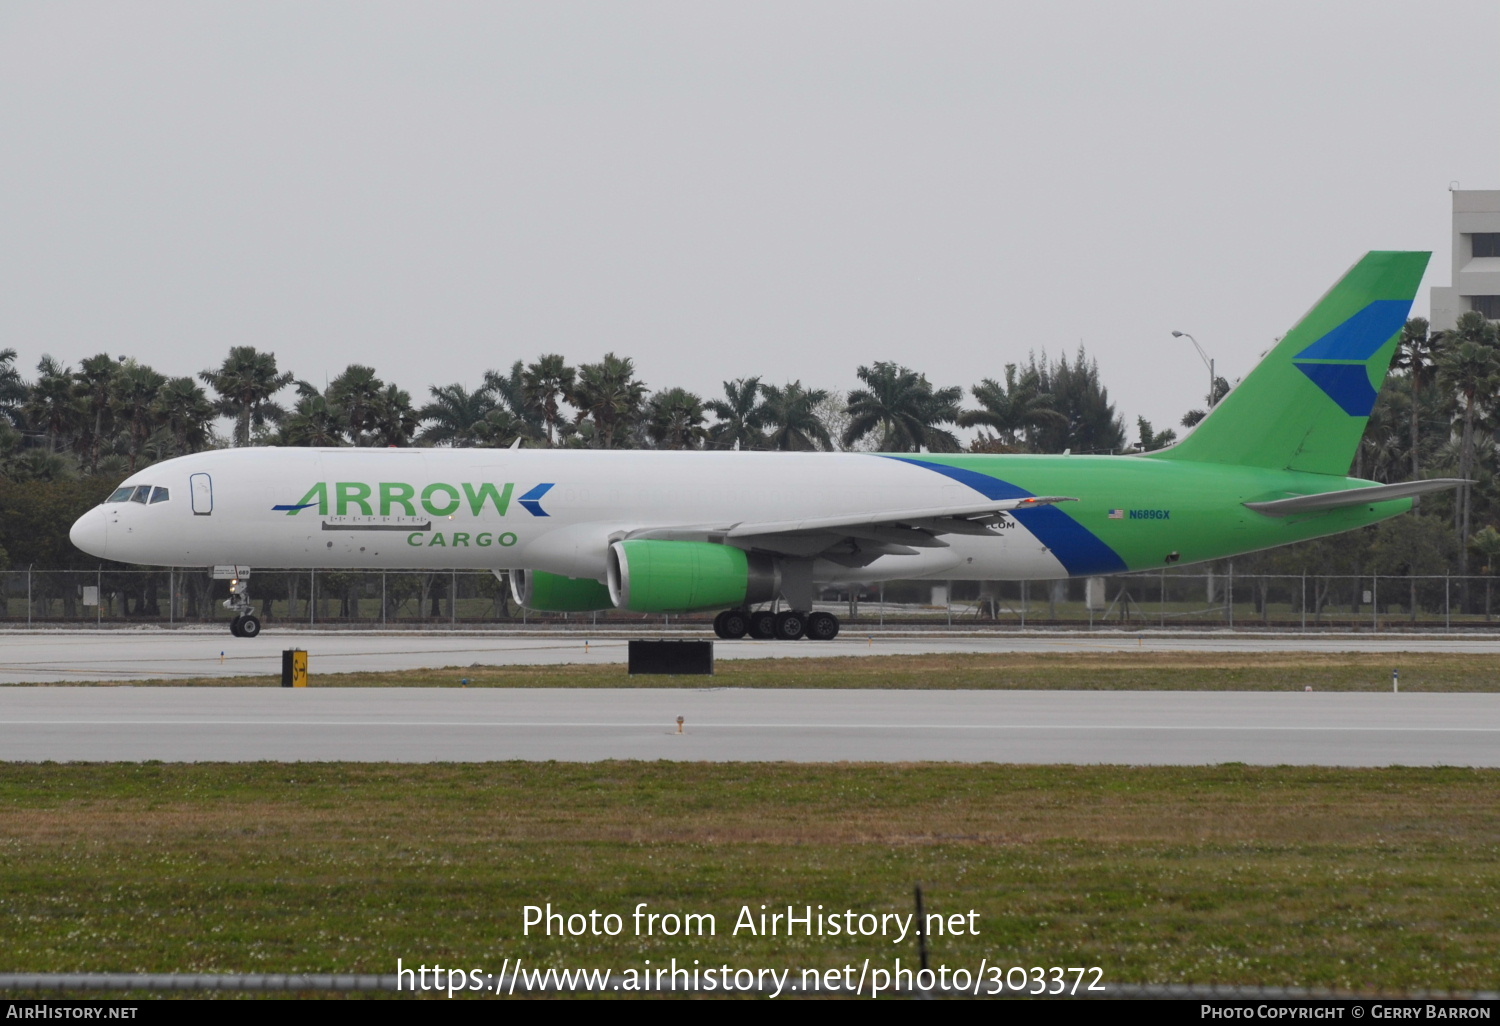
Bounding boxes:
69 508 109 559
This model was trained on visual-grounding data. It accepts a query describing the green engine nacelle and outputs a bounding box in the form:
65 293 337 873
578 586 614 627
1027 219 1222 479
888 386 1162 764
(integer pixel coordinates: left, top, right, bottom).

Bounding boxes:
607 540 777 613
508 568 614 612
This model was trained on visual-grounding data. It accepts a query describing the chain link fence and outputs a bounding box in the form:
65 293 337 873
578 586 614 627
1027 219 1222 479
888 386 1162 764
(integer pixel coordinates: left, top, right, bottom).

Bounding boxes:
4 568 1500 630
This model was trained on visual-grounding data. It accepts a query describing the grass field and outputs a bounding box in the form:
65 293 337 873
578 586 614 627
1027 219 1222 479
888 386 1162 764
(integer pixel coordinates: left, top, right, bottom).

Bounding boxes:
85 650 1500 691
4 762 1499 993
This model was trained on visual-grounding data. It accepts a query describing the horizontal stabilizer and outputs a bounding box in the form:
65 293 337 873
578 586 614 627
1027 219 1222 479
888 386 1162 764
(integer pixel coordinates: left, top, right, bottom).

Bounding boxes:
1243 479 1467 517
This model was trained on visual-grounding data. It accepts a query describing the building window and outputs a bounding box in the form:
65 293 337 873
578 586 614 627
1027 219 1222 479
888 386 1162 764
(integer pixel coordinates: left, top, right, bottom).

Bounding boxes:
1473 234 1500 258
1472 295 1500 319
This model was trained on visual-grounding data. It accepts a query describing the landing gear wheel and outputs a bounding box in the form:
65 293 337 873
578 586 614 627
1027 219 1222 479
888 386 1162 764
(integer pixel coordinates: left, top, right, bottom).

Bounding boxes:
805 611 840 640
715 609 749 640
773 610 807 640
237 614 261 639
749 610 777 639
229 616 244 638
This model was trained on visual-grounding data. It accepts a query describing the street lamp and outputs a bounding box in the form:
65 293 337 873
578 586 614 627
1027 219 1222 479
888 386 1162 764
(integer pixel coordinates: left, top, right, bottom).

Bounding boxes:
1171 330 1217 408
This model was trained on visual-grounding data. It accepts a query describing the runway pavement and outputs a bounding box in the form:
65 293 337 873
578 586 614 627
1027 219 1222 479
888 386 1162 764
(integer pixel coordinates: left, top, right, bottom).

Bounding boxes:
3 627 1500 685
1 686 1496 765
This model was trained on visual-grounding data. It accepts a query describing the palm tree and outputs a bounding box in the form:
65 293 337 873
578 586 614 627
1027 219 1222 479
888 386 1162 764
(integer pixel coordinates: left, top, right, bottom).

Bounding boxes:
1436 311 1500 580
74 353 121 473
958 364 1066 451
645 388 708 449
200 347 293 447
842 362 961 452
110 363 167 471
370 384 419 446
418 384 496 447
23 358 82 453
470 407 532 448
327 365 385 445
758 381 832 451
705 377 766 451
569 353 647 449
0 349 25 428
153 376 216 456
280 382 346 446
521 354 576 447
481 361 546 442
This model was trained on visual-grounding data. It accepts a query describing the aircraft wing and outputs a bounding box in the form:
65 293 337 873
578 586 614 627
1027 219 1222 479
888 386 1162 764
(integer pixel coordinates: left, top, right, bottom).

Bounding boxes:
623 495 1078 562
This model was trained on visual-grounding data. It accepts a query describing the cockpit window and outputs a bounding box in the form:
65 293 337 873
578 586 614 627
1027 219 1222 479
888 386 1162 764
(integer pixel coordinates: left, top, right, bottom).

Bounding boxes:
107 487 135 503
149 487 170 504
130 485 151 504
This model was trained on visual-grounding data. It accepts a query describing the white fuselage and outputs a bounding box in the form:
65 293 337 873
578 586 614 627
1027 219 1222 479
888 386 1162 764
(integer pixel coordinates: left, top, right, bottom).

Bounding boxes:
68 447 1071 584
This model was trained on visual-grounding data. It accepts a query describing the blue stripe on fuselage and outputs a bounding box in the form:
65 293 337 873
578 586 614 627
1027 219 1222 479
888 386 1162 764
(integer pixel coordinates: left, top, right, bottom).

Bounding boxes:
882 456 1128 576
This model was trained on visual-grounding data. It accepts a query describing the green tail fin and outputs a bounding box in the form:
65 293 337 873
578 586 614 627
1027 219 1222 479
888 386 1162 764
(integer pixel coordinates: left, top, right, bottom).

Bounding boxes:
1150 251 1430 476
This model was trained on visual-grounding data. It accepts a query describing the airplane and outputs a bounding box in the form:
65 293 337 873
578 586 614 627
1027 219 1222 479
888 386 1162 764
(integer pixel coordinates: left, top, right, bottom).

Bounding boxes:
70 250 1460 641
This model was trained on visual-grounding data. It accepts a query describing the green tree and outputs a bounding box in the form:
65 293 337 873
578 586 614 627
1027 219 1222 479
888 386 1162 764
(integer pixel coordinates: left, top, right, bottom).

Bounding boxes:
1394 317 1438 485
110 363 167 472
1134 417 1177 452
280 382 346 446
1021 347 1127 454
759 381 832 451
73 353 121 473
959 364 1065 451
705 377 766 451
200 347 293 447
23 358 83 454
645 387 708 450
419 384 496 447
570 354 647 450
371 384 419 446
521 354 576 447
154 375 217 456
841 362 961 452
1436 311 1500 579
0 349 25 428
326 365 386 445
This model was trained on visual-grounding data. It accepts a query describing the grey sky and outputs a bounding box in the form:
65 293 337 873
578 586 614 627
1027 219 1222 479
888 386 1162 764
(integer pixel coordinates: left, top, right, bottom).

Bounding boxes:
1 1 1496 444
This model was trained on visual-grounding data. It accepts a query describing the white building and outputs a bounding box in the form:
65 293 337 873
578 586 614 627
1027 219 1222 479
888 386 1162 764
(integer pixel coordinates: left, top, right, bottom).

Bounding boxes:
1429 189 1500 330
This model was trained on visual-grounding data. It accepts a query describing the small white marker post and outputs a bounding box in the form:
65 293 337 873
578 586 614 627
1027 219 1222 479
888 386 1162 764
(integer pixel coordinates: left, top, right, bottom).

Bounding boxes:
1392 669 1399 693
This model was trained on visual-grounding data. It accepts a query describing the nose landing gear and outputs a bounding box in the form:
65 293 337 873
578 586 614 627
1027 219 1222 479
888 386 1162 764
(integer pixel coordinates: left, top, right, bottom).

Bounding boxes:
223 578 261 638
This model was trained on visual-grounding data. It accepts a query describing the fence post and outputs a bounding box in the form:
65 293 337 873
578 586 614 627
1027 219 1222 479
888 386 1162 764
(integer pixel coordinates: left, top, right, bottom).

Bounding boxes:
1445 574 1451 630
310 569 315 626
382 572 387 626
1020 580 1027 628
1160 570 1165 627
96 566 102 627
27 565 32 627
451 569 457 626
1227 562 1234 629
1300 573 1306 632
169 568 174 625
879 582 885 627
1372 576 1378 632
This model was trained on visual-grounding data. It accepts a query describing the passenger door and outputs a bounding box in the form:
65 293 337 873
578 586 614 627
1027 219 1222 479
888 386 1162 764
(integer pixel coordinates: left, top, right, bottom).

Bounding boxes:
190 473 213 516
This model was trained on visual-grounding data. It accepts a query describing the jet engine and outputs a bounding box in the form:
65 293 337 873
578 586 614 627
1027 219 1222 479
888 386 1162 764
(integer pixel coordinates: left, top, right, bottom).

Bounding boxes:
607 540 777 613
508 568 614 612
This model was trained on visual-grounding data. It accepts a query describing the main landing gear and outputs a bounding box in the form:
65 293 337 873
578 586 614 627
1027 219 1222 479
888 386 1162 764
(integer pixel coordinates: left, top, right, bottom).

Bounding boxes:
713 608 840 641
223 578 261 638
